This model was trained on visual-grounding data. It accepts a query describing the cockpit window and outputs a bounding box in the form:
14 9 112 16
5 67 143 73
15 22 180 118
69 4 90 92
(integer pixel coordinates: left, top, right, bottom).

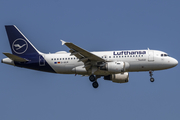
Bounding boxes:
161 54 169 57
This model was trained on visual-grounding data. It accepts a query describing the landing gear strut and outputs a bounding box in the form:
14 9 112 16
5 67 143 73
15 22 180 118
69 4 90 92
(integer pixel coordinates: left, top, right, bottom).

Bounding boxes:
89 75 101 88
149 71 155 82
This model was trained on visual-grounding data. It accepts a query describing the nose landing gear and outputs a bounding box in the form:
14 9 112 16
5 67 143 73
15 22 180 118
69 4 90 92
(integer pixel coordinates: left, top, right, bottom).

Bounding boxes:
149 71 155 82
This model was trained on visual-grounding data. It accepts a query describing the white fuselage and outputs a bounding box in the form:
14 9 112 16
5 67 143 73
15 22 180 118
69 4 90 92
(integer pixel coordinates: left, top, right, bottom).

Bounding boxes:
42 49 178 75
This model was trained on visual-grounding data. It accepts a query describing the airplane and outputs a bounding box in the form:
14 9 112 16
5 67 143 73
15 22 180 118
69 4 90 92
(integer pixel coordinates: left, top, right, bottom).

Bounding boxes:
2 25 178 88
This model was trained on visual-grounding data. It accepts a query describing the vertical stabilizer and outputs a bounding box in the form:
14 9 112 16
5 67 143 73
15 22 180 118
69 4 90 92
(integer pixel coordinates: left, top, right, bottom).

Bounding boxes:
5 25 40 56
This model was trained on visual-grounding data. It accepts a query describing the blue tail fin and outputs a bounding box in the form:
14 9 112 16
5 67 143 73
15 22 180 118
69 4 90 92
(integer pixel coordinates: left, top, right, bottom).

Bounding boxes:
5 25 40 56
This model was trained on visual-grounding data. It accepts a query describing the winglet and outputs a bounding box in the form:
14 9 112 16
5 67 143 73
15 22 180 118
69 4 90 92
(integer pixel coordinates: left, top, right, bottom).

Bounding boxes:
60 40 66 45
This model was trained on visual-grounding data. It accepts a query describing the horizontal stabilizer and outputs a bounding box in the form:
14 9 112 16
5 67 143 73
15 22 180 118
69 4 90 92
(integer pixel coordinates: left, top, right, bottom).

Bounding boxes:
3 53 29 62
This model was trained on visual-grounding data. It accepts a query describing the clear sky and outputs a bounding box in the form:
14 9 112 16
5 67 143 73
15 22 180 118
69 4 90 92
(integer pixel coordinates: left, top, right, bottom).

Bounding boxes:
0 0 180 120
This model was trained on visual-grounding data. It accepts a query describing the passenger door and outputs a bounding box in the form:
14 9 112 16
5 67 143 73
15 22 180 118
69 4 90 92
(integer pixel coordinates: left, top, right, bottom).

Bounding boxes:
148 50 154 62
39 55 45 66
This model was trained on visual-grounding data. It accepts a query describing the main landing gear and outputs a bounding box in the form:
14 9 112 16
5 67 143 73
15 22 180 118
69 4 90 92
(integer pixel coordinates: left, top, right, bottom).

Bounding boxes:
89 75 100 88
149 71 155 82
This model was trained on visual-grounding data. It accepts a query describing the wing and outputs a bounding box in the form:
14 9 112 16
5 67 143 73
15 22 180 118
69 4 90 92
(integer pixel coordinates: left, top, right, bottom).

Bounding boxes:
61 40 105 72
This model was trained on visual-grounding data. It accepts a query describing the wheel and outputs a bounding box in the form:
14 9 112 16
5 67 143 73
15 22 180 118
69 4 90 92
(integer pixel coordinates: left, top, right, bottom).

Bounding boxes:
89 74 96 82
92 81 99 88
150 78 154 82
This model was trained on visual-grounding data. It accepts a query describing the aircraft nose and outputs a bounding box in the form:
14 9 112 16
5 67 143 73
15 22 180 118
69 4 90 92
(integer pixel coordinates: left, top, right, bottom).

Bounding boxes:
171 58 178 67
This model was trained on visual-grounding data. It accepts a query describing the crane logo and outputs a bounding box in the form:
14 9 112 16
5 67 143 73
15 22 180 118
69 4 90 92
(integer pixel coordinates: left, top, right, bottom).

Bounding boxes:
12 38 28 54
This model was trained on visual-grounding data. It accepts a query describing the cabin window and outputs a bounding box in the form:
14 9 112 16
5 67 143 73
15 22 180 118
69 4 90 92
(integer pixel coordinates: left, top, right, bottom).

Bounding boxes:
54 58 56 60
116 56 118 58
109 56 111 58
57 58 59 60
113 56 115 58
68 58 70 60
51 58 53 60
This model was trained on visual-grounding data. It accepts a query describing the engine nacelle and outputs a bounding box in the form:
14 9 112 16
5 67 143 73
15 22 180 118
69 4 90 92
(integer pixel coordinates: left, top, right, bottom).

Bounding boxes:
100 61 129 73
104 72 129 83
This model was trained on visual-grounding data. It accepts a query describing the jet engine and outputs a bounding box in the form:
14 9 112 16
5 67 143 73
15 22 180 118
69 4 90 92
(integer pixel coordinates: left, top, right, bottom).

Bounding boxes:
104 72 129 83
100 61 129 73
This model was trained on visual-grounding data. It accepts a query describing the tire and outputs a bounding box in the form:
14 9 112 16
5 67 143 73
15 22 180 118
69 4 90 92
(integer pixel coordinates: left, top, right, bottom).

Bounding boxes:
89 75 96 82
92 81 99 88
150 78 154 82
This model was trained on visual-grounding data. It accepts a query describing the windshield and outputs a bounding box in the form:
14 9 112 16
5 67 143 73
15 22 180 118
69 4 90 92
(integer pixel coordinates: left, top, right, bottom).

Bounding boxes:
161 54 169 57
